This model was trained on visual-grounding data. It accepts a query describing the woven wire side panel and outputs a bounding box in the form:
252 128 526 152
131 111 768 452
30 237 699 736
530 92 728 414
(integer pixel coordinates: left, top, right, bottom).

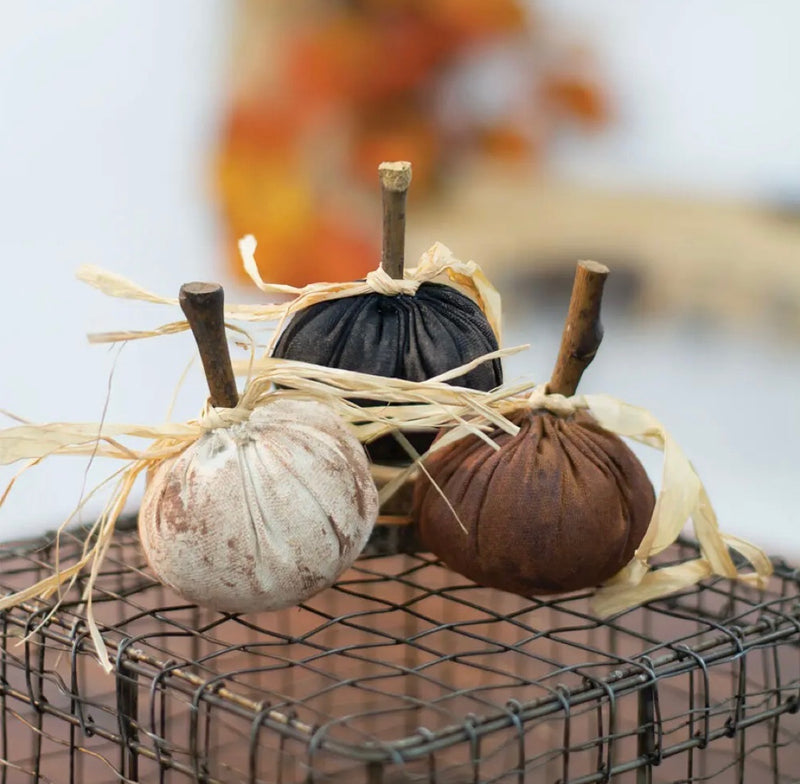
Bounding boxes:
0 528 798 784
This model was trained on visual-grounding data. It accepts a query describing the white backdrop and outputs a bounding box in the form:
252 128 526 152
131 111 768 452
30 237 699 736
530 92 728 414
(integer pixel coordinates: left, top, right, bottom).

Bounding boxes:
539 0 800 199
0 2 232 537
1 2 798 556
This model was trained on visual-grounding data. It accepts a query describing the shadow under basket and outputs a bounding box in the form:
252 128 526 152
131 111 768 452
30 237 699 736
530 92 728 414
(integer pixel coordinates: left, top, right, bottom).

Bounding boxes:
0 520 798 784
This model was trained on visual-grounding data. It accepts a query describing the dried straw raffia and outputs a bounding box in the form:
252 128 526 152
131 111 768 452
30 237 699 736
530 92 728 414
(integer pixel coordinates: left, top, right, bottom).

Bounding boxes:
0 350 526 673
237 236 502 347
0 359 772 670
77 240 502 349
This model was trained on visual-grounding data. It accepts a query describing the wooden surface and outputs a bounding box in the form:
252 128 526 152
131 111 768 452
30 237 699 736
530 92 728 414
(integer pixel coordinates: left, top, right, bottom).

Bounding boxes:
405 166 800 330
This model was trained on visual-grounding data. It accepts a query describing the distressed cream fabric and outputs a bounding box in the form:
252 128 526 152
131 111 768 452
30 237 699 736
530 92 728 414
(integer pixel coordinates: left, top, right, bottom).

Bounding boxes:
140 400 378 613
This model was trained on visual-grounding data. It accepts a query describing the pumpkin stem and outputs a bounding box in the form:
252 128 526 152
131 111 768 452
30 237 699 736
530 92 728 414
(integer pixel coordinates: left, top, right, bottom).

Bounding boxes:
548 260 610 397
379 161 412 280
179 282 239 408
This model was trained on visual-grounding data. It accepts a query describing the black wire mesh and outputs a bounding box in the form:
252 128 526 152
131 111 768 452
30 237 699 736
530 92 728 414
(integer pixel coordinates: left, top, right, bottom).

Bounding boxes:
0 520 798 784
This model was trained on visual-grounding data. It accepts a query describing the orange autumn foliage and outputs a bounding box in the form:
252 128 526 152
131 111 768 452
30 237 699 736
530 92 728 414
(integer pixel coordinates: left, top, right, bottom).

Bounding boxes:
287 15 445 107
216 1 609 286
544 75 609 128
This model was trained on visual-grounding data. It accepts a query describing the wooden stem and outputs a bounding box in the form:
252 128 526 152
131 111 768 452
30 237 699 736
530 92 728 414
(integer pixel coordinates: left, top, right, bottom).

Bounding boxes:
548 260 610 397
379 161 412 279
179 282 239 408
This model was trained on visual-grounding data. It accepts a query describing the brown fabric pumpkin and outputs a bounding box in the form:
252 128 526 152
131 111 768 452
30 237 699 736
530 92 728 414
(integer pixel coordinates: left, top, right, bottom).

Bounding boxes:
413 407 656 595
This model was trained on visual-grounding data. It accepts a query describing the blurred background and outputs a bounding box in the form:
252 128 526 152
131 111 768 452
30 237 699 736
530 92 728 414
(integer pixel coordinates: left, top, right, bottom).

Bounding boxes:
1 1 798 555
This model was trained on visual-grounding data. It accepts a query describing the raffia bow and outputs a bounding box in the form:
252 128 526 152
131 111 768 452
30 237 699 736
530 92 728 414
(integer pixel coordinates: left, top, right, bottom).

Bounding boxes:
76 239 502 350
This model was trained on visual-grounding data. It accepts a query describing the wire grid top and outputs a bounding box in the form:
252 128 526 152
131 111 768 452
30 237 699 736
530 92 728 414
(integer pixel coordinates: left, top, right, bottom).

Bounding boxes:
0 525 798 783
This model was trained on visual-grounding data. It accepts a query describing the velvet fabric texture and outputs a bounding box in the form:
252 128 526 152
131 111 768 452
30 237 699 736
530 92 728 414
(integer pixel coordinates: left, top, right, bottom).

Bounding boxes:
272 282 503 462
414 408 655 595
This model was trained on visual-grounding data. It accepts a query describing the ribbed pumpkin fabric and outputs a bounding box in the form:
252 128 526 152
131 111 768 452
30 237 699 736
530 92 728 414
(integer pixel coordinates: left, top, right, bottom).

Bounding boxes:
271 283 503 390
139 400 378 612
414 408 655 595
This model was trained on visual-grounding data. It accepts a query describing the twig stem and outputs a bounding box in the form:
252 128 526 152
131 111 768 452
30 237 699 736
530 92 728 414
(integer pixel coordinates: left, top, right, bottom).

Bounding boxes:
548 260 610 397
179 282 239 408
379 161 412 280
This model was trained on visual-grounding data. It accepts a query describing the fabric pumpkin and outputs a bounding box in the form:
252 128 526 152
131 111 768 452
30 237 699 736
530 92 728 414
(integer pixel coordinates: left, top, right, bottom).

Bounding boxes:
272 282 503 460
414 407 655 595
139 399 378 612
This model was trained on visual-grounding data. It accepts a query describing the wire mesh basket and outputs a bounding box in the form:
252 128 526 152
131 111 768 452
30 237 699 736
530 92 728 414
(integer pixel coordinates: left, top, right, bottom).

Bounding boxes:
0 519 798 784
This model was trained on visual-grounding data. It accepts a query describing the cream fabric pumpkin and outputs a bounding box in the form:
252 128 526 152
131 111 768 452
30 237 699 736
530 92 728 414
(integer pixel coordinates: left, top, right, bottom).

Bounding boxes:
139 399 378 612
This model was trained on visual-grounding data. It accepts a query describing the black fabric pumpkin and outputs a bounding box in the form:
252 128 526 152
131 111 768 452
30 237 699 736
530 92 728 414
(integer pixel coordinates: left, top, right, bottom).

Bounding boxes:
272 282 503 461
